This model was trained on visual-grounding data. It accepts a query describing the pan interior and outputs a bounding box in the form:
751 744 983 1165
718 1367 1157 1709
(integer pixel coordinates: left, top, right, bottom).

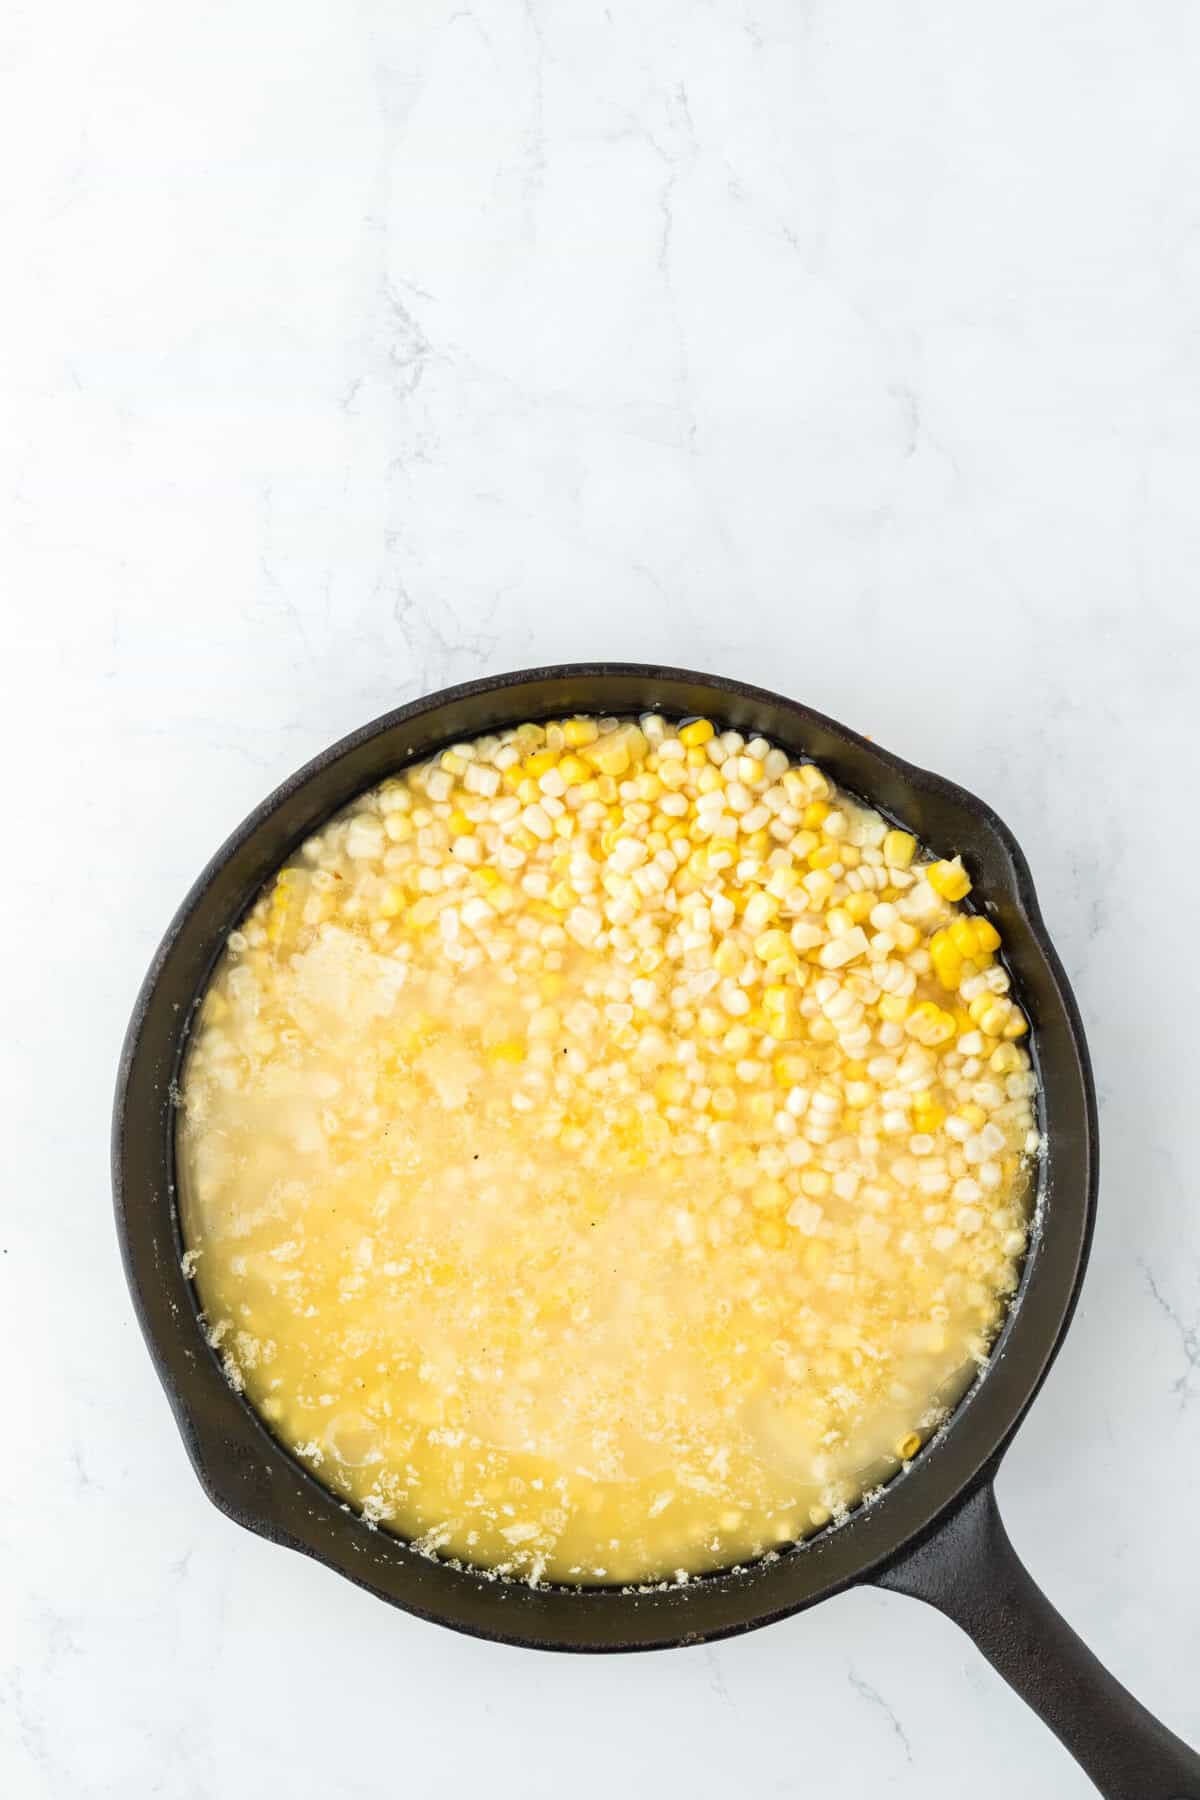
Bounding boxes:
170 702 1043 1591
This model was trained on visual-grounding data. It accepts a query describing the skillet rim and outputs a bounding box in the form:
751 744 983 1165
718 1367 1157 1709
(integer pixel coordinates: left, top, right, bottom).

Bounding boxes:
112 662 1098 1651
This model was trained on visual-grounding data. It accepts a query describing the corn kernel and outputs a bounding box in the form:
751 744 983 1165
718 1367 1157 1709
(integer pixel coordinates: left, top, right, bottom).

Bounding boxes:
679 717 715 748
928 857 972 901
882 830 916 868
931 941 964 990
714 940 744 979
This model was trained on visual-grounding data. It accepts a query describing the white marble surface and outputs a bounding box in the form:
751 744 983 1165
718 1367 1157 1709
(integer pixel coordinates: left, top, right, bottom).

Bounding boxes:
4 0 1200 1793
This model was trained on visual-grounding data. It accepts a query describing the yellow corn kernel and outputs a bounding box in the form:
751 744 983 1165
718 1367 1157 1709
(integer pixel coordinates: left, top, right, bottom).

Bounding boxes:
912 1101 946 1133
523 748 557 779
807 843 839 871
441 750 468 776
557 754 589 786
845 891 874 923
448 810 473 837
928 856 972 901
949 916 978 957
714 939 744 978
539 972 563 1000
686 745 708 768
378 883 405 918
487 1039 525 1063
697 765 722 795
959 1102 987 1131
773 1054 808 1088
906 1001 955 1045
878 993 911 1023
408 895 439 928
589 740 630 778
763 986 796 1036
882 829 916 869
655 1071 690 1106
679 717 715 748
1003 1011 1029 1040
931 941 964 990
516 777 538 805
595 775 619 804
488 882 516 913
897 1433 921 1461
973 916 1002 954
754 928 791 963
554 815 575 840
802 800 831 829
562 717 599 747
474 866 501 889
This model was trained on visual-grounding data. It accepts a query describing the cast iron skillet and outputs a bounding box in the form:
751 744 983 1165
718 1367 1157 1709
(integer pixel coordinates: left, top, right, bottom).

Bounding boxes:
113 664 1199 1799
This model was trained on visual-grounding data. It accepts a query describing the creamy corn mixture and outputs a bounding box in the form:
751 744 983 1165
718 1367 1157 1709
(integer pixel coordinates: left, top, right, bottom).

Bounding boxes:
179 714 1038 1586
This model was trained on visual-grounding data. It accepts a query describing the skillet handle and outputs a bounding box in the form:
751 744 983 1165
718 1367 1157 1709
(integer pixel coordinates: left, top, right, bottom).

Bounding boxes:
874 1481 1200 1798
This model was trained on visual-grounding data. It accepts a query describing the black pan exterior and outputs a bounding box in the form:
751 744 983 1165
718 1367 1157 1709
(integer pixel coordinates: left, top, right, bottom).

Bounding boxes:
112 665 1097 1652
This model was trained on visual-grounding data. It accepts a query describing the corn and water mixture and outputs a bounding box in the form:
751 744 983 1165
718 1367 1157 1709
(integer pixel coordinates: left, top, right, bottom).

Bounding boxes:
179 714 1038 1585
